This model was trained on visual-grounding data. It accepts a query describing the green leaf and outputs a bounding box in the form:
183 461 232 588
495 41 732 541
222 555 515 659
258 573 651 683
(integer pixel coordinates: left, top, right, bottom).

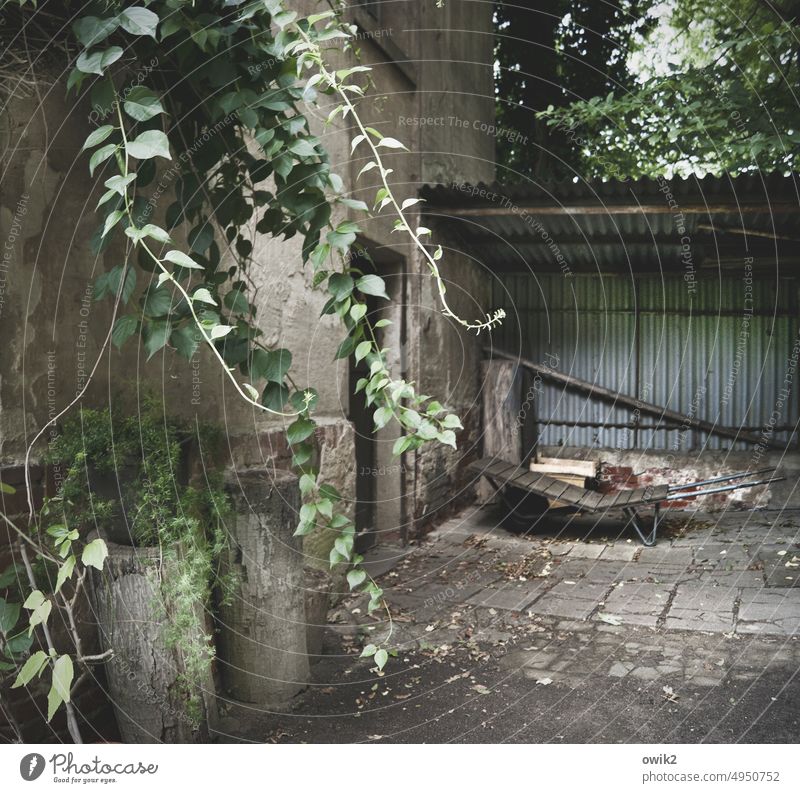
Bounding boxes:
127 130 171 161
104 173 136 196
289 388 319 413
123 86 164 121
437 430 457 449
47 654 74 721
0 563 18 587
171 325 200 360
76 46 123 76
164 250 203 270
26 597 52 634
81 539 108 570
393 436 411 457
143 286 172 317
442 414 463 429
356 274 389 299
328 272 354 301
287 418 315 445
373 406 393 430
118 7 159 38
82 125 115 151
251 348 292 383
291 442 313 468
299 473 316 496
89 144 117 176
52 654 74 702
361 643 377 658
101 209 123 237
192 288 217 306
0 597 20 633
262 381 289 411
224 289 250 314
293 520 316 537
73 16 119 48
4 633 32 658
210 325 233 340
374 648 389 670
288 139 317 158
141 224 171 244
327 228 356 252
354 340 371 363
299 505 317 526
23 591 45 610
350 303 367 322
12 651 48 689
347 568 367 590
55 556 76 594
144 319 172 359
377 137 407 150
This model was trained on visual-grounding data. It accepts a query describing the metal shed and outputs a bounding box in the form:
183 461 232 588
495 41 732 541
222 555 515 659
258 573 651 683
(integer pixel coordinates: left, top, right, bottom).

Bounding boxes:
421 174 800 453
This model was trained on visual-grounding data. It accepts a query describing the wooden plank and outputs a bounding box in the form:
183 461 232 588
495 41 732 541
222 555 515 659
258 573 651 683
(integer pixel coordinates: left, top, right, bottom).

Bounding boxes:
542 479 571 500
643 484 670 502
577 490 604 510
481 461 520 482
621 488 650 507
480 360 523 502
598 492 625 510
507 470 554 494
557 483 593 506
481 361 523 462
487 348 783 449
532 457 598 477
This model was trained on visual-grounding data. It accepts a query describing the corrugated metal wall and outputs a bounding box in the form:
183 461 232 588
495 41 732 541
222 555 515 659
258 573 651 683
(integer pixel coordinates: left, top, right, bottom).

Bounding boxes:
491 274 799 451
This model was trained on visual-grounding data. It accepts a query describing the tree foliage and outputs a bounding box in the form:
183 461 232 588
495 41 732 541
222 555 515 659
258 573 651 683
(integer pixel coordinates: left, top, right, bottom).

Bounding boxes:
496 0 800 179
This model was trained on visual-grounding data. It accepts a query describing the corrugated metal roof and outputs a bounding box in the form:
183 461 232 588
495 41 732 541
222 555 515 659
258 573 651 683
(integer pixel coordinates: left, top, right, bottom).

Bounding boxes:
421 173 800 273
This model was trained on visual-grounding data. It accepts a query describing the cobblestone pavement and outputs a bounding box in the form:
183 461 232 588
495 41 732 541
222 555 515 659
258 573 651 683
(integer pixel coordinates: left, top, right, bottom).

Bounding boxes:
217 505 800 743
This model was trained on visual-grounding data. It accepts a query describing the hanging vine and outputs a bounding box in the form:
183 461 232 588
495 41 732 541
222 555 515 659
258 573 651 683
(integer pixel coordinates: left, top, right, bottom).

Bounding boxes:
3 0 504 715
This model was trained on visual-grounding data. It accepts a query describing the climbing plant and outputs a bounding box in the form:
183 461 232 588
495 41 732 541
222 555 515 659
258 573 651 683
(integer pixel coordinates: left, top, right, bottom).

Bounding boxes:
4 0 504 700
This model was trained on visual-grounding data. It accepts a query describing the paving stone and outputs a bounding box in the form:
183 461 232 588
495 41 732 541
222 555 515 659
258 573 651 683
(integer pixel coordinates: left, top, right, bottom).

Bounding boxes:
599 543 637 562
553 558 632 585
638 546 694 566
598 583 672 627
736 589 800 636
568 543 606 560
686 675 724 687
696 569 765 588
466 582 544 611
631 666 660 681
546 542 575 557
665 584 736 633
762 551 800 588
608 661 633 678
693 544 756 570
528 581 609 621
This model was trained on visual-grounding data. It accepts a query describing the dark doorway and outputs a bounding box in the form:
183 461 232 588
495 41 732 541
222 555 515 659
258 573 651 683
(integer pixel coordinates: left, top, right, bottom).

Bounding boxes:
347 242 408 549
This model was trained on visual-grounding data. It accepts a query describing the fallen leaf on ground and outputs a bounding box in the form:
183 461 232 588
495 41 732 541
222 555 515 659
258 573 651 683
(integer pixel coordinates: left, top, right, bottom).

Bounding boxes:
536 677 553 686
662 685 680 702
598 613 623 626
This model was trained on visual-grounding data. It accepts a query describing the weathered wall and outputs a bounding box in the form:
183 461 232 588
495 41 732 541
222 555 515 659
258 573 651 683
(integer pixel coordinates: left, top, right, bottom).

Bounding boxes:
0 2 497 544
